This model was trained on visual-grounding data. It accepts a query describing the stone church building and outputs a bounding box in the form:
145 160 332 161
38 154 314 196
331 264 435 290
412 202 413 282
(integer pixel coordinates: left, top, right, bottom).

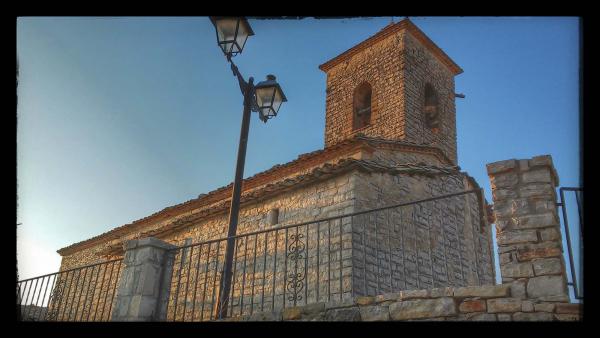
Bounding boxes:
56 19 496 317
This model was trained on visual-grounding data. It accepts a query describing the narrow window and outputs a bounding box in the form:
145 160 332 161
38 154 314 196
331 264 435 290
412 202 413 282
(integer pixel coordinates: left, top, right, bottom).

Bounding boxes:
268 208 279 226
353 82 372 130
423 83 440 132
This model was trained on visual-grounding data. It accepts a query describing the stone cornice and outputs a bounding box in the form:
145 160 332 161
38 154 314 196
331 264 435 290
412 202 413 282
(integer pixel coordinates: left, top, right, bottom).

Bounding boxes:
318 18 463 76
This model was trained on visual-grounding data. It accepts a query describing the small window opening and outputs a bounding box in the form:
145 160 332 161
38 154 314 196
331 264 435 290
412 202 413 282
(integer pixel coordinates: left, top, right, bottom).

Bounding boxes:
423 83 440 132
268 208 279 226
353 82 372 130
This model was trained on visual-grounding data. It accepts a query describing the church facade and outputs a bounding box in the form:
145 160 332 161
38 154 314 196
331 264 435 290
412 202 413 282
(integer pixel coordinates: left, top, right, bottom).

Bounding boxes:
57 19 496 313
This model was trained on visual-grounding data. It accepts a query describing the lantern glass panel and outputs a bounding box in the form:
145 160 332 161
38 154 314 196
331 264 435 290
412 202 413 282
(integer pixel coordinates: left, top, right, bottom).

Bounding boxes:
255 86 276 110
214 18 250 55
271 88 283 114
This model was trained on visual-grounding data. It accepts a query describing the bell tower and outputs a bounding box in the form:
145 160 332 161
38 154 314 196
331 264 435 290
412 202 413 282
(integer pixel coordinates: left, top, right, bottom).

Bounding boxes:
319 19 463 165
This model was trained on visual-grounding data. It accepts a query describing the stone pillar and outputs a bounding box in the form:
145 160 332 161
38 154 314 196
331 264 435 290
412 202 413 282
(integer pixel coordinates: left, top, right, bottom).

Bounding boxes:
111 237 177 321
486 155 569 302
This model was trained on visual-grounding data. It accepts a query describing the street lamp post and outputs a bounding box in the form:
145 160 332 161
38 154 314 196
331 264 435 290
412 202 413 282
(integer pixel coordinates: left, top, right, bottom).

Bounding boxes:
209 17 287 319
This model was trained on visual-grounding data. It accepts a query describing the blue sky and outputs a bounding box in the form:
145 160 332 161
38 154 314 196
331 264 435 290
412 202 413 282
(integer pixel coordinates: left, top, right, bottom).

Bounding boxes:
17 17 581 293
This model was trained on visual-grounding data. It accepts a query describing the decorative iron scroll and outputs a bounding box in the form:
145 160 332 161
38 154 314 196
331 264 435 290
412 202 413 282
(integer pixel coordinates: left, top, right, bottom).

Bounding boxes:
45 278 67 321
286 233 305 301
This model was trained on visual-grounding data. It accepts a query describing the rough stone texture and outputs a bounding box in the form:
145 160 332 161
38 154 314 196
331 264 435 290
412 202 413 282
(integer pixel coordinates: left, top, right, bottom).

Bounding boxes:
497 314 512 321
500 262 534 278
555 303 582 314
527 276 567 299
389 297 456 320
510 278 527 299
323 307 361 321
282 307 302 320
534 303 555 312
111 238 177 322
554 314 580 321
532 258 563 276
468 313 497 321
321 20 459 165
521 300 534 312
487 298 522 313
459 300 486 313
359 305 390 321
189 285 581 322
487 155 570 307
453 285 510 298
355 296 375 306
430 287 454 298
512 312 554 321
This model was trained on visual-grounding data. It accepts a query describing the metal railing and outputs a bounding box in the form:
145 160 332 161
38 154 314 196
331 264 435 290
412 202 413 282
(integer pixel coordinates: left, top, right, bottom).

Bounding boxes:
164 189 489 321
558 187 583 300
17 259 123 321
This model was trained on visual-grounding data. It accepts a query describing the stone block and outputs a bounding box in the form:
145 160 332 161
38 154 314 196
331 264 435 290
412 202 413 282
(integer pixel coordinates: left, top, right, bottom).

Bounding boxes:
128 295 142 317
500 262 533 278
489 172 519 189
499 253 512 265
355 296 375 306
374 291 402 303
453 285 510 298
555 303 582 314
512 312 554 321
510 279 527 299
247 311 283 321
521 169 553 184
493 189 517 201
534 303 555 312
532 258 563 275
527 276 567 299
497 230 538 245
539 227 561 241
282 306 302 320
513 213 558 229
486 159 517 175
389 297 456 320
301 302 325 315
468 313 497 321
537 295 570 302
521 300 534 312
399 289 430 300
529 155 553 168
518 183 555 198
136 264 160 296
497 314 512 321
359 305 390 321
429 287 453 298
554 314 581 321
487 298 522 313
324 307 361 321
517 247 562 261
459 300 486 313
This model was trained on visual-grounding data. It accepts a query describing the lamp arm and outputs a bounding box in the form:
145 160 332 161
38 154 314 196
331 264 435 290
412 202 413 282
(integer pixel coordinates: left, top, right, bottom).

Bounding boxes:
228 57 249 96
227 57 259 114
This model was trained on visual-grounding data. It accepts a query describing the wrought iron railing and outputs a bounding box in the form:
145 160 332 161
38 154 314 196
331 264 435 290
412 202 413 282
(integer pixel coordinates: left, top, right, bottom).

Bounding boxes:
17 259 123 321
558 187 583 300
164 189 490 321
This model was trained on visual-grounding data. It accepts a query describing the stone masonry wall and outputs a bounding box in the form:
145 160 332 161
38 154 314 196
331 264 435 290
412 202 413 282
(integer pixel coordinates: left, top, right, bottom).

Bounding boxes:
487 155 570 302
218 284 581 321
350 169 494 298
323 30 406 149
214 155 581 322
323 29 458 165
402 32 457 164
